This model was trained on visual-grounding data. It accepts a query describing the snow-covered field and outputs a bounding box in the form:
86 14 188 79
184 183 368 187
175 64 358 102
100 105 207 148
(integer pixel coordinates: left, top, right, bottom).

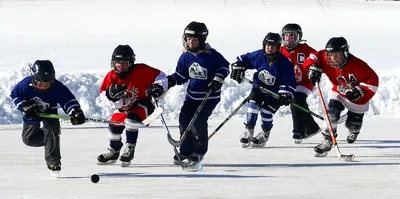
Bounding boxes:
0 0 400 198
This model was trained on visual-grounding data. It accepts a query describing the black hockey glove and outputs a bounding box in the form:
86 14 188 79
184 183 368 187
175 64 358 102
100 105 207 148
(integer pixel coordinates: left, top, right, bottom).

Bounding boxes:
230 62 246 84
106 84 127 101
308 65 323 86
167 75 177 89
69 108 85 125
146 84 164 99
278 93 293 106
21 99 40 120
208 76 224 92
345 86 364 101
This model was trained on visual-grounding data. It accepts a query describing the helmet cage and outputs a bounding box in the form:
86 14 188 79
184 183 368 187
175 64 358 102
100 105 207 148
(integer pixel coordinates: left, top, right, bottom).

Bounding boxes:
282 29 300 50
326 50 348 68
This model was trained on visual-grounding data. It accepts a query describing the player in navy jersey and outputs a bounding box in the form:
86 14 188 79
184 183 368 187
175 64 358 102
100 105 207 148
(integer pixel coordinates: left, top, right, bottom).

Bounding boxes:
10 60 85 173
168 21 230 166
231 32 297 148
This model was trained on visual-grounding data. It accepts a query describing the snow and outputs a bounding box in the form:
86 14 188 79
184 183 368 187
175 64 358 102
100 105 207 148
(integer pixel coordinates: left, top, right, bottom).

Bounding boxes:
0 0 400 198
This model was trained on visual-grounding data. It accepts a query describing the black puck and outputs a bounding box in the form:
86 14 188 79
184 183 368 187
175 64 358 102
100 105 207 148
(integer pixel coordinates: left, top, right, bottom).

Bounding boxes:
91 174 100 183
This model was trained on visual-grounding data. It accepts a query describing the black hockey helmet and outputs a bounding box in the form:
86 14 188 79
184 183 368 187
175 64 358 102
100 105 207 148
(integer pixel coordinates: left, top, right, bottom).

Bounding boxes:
325 37 349 68
263 32 282 58
182 21 208 52
281 23 303 50
30 60 56 91
111 44 136 78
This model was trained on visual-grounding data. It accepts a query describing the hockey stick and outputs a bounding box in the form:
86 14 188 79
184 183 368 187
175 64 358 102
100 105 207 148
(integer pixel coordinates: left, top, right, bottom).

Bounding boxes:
39 113 125 125
315 82 355 161
150 97 185 169
242 77 349 123
243 78 324 120
39 108 163 129
168 89 213 147
208 95 250 140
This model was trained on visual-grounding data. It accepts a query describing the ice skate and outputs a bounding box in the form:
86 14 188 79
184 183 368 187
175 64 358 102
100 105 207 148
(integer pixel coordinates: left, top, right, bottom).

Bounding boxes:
240 128 254 148
182 153 204 172
48 164 61 178
251 131 270 147
292 132 304 144
314 135 333 157
120 143 135 167
346 132 359 144
173 153 189 166
97 148 120 165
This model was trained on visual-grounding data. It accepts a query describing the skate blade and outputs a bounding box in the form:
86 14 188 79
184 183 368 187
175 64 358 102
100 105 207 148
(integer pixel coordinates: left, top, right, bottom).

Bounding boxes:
251 142 266 147
120 161 131 167
97 160 117 165
294 139 302 144
314 152 328 157
50 171 60 178
182 161 203 172
241 143 251 148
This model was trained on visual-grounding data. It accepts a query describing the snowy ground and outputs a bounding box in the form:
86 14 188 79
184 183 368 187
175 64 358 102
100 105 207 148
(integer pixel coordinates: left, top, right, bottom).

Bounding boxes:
1 117 399 199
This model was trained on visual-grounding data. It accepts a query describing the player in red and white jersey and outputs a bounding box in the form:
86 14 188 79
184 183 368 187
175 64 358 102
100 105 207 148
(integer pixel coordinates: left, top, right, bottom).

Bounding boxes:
97 44 168 166
306 37 379 155
280 23 321 142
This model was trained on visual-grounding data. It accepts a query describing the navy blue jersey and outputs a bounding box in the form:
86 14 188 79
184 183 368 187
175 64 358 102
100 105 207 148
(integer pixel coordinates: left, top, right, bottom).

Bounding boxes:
237 49 296 98
171 45 230 101
10 76 81 124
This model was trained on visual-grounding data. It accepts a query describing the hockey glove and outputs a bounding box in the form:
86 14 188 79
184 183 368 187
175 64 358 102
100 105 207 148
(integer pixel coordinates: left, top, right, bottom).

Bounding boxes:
345 86 364 101
69 108 85 125
230 62 246 84
208 76 224 92
308 65 323 86
167 75 177 89
21 99 40 120
278 93 293 106
146 84 164 99
106 84 127 101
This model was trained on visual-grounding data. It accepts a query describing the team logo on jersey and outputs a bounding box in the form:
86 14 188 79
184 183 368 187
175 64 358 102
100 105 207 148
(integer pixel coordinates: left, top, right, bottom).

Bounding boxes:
294 65 302 82
258 70 276 85
297 53 305 64
189 62 207 80
336 74 358 95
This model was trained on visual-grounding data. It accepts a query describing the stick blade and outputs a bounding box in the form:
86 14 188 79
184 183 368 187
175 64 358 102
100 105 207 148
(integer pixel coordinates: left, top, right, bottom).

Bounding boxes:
340 154 355 162
167 134 181 147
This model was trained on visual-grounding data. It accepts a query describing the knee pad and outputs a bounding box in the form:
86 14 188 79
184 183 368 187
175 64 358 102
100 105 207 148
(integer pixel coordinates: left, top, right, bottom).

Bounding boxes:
246 100 261 127
260 108 273 129
125 114 141 131
108 125 124 141
248 89 264 105
327 100 345 123
345 111 364 133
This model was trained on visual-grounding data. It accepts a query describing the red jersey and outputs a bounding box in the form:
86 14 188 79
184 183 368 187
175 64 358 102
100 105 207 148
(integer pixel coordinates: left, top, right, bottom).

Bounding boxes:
280 43 316 95
100 63 167 122
100 63 163 100
304 50 379 105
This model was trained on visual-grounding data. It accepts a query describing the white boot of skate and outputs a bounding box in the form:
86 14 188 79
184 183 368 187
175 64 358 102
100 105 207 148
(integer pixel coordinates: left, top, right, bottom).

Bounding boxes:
240 128 254 148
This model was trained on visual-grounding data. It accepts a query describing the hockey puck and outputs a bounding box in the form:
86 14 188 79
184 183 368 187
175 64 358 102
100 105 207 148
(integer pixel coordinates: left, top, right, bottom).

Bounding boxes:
91 174 100 183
